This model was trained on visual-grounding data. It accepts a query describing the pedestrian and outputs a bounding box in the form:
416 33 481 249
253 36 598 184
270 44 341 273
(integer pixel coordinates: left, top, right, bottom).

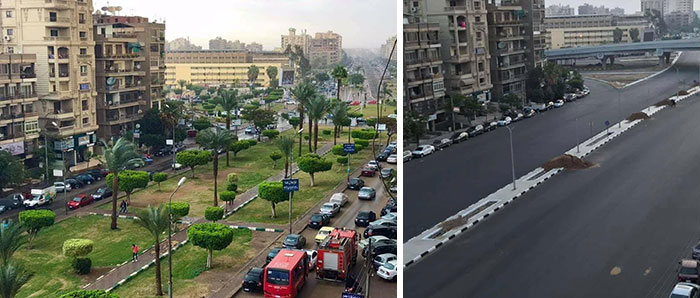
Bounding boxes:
131 244 139 262
120 200 127 214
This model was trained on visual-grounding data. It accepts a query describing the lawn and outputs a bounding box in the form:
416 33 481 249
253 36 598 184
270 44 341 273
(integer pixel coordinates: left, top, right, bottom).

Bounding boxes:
111 229 253 298
351 103 397 119
15 216 153 298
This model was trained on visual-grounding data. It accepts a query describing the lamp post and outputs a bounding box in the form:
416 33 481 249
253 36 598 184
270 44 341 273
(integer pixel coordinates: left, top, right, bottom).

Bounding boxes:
61 148 67 215
289 128 303 235
43 121 59 183
504 126 516 190
168 177 187 298
617 88 622 128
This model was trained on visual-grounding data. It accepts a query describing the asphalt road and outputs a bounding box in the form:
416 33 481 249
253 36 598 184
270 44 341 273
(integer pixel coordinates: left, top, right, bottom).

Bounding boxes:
404 51 700 239
404 57 700 297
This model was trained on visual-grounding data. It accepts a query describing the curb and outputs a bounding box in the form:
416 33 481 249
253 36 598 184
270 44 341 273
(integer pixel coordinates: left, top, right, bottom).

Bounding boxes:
226 224 285 233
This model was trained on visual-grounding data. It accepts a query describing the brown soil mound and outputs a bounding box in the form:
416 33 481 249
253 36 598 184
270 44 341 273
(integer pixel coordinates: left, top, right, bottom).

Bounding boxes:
655 99 673 107
626 112 650 121
543 154 595 171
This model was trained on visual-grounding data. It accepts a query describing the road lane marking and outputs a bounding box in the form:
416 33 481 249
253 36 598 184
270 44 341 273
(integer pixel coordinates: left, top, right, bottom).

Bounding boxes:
610 266 622 276
644 267 652 276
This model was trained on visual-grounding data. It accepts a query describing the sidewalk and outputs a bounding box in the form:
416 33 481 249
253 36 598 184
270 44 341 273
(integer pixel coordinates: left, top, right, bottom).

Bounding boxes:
406 111 502 151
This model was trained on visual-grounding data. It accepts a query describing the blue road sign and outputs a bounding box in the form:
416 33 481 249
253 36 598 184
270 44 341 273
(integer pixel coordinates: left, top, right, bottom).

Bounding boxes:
605 120 610 126
343 143 356 154
342 293 364 298
282 179 299 192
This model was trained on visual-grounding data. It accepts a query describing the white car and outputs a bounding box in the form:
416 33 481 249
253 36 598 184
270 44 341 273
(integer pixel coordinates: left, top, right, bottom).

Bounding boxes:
172 163 183 170
367 160 379 170
386 154 398 164
319 202 340 217
497 117 512 126
369 218 397 228
670 282 700 298
403 150 412 162
553 99 564 107
373 253 397 269
411 145 435 158
305 250 317 271
329 193 348 207
54 181 71 193
359 235 391 251
377 260 397 281
381 212 397 222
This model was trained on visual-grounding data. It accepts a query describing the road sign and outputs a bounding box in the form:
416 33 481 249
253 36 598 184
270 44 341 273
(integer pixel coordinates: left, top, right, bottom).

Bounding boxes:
232 119 242 126
166 139 174 145
604 120 610 127
53 169 63 177
377 124 387 131
282 179 299 192
343 143 356 154
342 293 364 298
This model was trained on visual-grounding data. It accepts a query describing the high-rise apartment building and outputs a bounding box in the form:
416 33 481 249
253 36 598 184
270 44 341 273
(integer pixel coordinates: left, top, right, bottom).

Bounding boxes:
380 35 397 60
0 0 99 170
545 4 575 16
0 54 39 162
166 37 201 51
578 3 610 15
642 0 666 15
92 14 166 140
309 31 342 67
281 28 311 56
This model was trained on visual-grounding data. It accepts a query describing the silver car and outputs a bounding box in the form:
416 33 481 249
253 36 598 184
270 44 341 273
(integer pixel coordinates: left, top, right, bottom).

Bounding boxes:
319 202 340 217
670 282 700 298
358 187 376 200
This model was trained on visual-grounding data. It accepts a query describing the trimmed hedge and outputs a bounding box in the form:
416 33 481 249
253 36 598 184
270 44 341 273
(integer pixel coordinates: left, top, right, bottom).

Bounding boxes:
188 223 234 251
220 191 236 203
351 129 377 140
72 257 92 275
322 129 332 135
62 239 93 258
59 290 118 298
204 206 224 221
354 139 369 147
262 129 280 140
166 202 190 218
336 156 348 165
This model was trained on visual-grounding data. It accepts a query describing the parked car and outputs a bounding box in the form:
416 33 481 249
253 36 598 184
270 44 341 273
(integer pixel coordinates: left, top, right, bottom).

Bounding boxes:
54 181 72 193
553 99 564 108
564 93 577 102
126 159 145 170
451 132 469 143
92 187 112 201
283 234 306 249
373 253 397 270
244 126 254 134
381 201 397 216
386 154 398 164
381 212 397 222
670 282 700 298
361 167 376 177
308 213 330 229
0 194 22 211
319 202 340 217
693 241 700 260
403 150 413 162
358 187 376 200
86 169 107 180
377 260 398 281
360 236 394 251
376 152 389 162
67 194 93 210
266 248 282 264
467 125 484 137
363 226 397 239
306 250 318 271
362 241 397 257
432 138 452 150
367 160 380 170
369 218 397 227
497 117 512 126
242 267 264 293
347 178 365 190
523 108 536 118
155 146 173 156
329 192 348 206
75 174 95 185
380 168 393 179
679 259 700 283
484 122 498 132
315 226 335 243
355 211 377 227
412 145 435 158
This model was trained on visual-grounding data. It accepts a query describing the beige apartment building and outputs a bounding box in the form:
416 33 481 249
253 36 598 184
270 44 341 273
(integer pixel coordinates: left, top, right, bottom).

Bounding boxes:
545 14 650 49
309 31 342 67
165 50 290 88
0 0 98 169
0 54 39 162
281 28 311 55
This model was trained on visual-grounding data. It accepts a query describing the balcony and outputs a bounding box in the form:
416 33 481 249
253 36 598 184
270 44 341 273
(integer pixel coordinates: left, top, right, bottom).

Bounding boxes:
96 53 144 60
44 0 70 9
499 74 527 84
0 93 38 102
444 6 468 13
44 36 70 42
104 67 146 77
101 82 146 93
45 16 71 26
405 57 441 67
497 47 526 56
103 97 145 109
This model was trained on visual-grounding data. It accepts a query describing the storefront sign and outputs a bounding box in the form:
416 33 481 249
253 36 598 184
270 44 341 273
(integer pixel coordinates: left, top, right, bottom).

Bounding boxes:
0 141 24 156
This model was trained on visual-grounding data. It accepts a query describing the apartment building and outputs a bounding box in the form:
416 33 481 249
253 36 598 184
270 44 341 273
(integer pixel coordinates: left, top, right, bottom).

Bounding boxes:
165 50 290 88
281 28 311 56
642 0 666 15
545 14 651 49
545 4 575 16
380 35 397 60
309 31 342 67
0 54 39 162
0 0 98 170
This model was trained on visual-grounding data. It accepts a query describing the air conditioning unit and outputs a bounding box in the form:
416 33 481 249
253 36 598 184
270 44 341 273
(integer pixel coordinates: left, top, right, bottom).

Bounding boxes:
3 35 12 41
410 7 418 13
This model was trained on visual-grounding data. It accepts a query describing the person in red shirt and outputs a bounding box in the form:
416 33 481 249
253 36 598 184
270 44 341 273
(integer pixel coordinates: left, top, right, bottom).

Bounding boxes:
132 244 139 262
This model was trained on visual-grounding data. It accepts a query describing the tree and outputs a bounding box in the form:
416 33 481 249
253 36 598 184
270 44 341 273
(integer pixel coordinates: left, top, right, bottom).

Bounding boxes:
134 205 169 296
315 72 330 82
266 66 278 88
106 170 149 204
228 141 249 158
277 136 294 178
62 239 93 274
258 181 287 218
97 138 142 230
329 101 349 144
262 129 280 140
160 101 184 140
177 80 187 93
197 128 235 206
152 173 168 191
0 152 25 191
243 108 276 141
291 80 316 154
219 191 235 206
166 202 190 218
219 89 239 167
297 153 332 187
613 27 623 43
502 93 522 109
378 116 397 145
0 262 32 298
18 210 55 249
0 224 23 265
331 65 348 102
404 111 427 145
59 290 118 298
188 223 233 269
307 95 330 152
288 117 300 129
193 117 211 131
247 65 259 88
629 28 640 42
348 73 365 87
204 206 224 222
176 150 212 178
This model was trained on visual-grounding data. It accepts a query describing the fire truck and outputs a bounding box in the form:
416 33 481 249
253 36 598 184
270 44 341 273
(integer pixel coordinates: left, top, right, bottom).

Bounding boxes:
316 228 358 281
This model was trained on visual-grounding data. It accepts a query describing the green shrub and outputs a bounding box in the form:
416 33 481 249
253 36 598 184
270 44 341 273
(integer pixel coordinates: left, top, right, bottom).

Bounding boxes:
244 139 257 146
62 239 94 258
59 290 118 298
262 129 280 140
351 129 377 140
331 144 346 156
72 257 92 275
354 139 369 147
336 156 348 165
166 202 190 218
220 191 236 203
152 172 168 190
226 183 238 192
322 129 332 135
353 144 364 152
205 206 224 221
303 135 310 141
19 209 55 249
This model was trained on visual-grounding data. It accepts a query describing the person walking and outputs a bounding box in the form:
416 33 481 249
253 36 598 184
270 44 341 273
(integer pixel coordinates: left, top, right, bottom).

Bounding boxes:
132 244 139 262
120 200 127 214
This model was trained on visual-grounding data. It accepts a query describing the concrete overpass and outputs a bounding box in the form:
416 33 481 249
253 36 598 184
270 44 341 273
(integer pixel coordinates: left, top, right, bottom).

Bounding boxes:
545 39 700 69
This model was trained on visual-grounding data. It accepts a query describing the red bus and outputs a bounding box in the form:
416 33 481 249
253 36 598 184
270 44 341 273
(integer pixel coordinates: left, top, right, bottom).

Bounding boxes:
264 249 308 298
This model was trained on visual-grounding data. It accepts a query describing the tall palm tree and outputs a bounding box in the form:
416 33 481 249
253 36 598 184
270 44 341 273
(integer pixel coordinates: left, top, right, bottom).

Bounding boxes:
0 224 23 265
197 127 235 206
177 80 187 93
219 89 239 167
0 262 32 298
331 65 348 102
134 205 169 296
247 65 259 89
277 136 295 178
98 138 142 230
266 66 278 88
329 101 349 145
307 95 330 152
160 101 183 140
290 80 315 156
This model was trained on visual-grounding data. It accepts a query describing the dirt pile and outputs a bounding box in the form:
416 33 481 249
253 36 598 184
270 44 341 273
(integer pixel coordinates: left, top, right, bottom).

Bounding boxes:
626 112 650 121
542 154 595 171
655 98 674 107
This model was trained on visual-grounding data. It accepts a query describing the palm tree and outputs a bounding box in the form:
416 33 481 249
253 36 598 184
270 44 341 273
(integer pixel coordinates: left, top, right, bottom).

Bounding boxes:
98 137 142 230
247 65 259 89
0 224 23 265
177 80 187 93
266 66 278 88
197 127 235 206
331 65 348 102
277 136 295 178
307 95 330 152
290 80 316 156
160 101 183 140
329 101 348 145
134 205 169 296
0 262 32 298
219 90 239 167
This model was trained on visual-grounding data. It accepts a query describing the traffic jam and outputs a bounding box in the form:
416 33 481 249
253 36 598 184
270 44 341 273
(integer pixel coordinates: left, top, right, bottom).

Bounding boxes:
237 143 398 298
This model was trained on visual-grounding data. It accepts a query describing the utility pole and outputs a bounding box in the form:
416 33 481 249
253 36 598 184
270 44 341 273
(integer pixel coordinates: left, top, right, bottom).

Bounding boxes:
366 238 372 298
167 177 186 298
505 126 516 190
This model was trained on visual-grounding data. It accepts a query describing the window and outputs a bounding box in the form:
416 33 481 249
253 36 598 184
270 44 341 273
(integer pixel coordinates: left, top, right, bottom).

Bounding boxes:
49 12 56 22
79 31 86 39
6 29 12 36
25 121 38 134
78 13 85 24
50 30 58 37
81 100 88 111
80 48 86 55
6 47 12 54
5 11 11 18
82 117 89 124
433 80 445 92
80 65 87 75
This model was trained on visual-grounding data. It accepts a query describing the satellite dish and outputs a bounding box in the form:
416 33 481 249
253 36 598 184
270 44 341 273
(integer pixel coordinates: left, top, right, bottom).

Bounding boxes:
101 6 108 11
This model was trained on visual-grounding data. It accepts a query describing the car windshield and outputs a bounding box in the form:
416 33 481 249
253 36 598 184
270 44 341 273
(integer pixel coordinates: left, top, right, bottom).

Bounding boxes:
415 146 424 151
72 197 82 202
681 266 698 275
244 272 260 281
358 212 369 219
319 230 331 236
311 214 323 221
266 268 290 285
383 263 395 270
670 294 687 298
285 236 298 243
321 204 333 209
350 178 361 184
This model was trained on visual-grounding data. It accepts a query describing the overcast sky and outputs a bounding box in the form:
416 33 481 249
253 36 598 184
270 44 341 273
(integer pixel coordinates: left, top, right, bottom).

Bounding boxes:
548 0 700 14
94 0 397 50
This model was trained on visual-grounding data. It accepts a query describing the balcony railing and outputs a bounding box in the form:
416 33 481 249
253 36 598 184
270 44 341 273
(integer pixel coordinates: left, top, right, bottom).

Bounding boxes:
0 93 38 101
46 16 70 23
44 36 70 41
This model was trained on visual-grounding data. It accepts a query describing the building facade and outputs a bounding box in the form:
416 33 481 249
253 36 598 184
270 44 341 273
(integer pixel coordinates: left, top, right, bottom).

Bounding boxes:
544 14 651 49
281 28 311 55
545 4 575 16
0 54 39 162
0 0 99 170
642 0 666 15
309 31 342 67
165 50 290 88
380 35 397 60
578 3 610 15
166 37 201 51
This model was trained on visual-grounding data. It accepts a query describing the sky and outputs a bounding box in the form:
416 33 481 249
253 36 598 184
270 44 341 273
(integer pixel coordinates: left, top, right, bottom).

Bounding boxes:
94 0 397 50
548 0 700 14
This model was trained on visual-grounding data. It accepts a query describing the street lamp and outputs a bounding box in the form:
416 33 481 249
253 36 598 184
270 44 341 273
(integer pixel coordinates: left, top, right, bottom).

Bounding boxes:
617 88 622 128
289 128 303 235
168 176 187 298
43 121 58 183
504 126 516 190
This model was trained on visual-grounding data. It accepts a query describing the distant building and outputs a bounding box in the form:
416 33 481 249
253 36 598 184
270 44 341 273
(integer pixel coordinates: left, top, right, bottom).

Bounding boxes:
281 28 311 56
166 37 202 51
610 7 625 15
545 14 651 49
641 0 666 15
209 37 262 51
246 42 263 52
309 31 342 67
380 36 397 60
578 3 610 15
545 4 575 16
